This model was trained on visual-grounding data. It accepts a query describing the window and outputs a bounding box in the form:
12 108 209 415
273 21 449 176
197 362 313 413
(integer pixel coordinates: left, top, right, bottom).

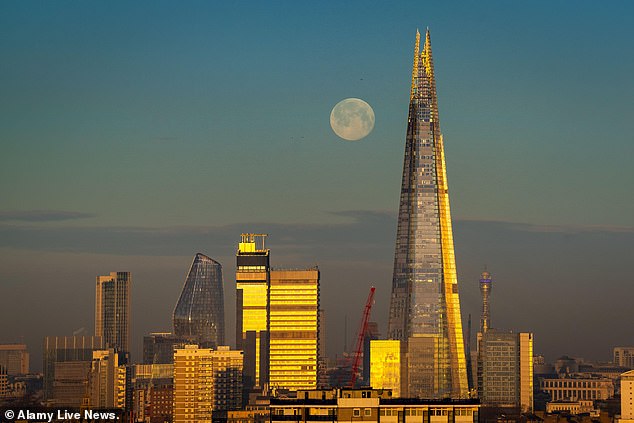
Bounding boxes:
353 409 361 417
364 409 372 416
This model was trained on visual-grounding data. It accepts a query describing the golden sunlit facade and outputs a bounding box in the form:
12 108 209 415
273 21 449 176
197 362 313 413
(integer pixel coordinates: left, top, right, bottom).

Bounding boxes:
269 268 319 391
236 234 270 388
173 345 243 423
370 340 401 397
387 29 468 398
174 345 214 423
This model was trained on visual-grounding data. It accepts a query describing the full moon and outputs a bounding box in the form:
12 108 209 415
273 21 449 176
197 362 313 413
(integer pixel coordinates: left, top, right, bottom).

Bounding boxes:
330 98 375 141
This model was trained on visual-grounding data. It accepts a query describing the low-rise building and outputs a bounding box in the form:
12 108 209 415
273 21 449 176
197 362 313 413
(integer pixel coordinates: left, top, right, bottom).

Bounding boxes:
541 376 613 402
270 388 480 423
546 399 597 415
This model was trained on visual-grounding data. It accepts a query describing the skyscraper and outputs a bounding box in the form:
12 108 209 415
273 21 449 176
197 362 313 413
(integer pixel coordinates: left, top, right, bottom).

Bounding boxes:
96 272 131 355
387 29 468 398
269 268 319 391
173 253 225 348
236 233 270 389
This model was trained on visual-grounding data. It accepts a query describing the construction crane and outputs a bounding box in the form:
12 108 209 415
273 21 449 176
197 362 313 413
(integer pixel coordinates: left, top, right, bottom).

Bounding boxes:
348 286 376 388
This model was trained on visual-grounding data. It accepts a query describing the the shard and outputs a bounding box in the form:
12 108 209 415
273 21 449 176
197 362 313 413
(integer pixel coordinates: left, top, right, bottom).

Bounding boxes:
387 29 468 398
173 253 225 348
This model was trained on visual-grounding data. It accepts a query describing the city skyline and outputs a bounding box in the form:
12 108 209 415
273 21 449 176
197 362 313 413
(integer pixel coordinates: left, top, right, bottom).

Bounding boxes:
1 1 633 370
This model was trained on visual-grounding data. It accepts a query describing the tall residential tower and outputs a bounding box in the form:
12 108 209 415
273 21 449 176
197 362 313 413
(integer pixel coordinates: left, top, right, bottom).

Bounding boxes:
387 29 468 398
95 272 131 355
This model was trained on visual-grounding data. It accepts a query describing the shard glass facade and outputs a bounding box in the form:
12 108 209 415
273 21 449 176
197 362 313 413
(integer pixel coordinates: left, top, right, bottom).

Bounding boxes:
173 253 225 348
387 29 468 398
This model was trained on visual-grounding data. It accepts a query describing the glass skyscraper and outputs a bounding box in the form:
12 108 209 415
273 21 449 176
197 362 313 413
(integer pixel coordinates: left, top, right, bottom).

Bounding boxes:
173 253 225 348
387 29 468 398
95 271 131 355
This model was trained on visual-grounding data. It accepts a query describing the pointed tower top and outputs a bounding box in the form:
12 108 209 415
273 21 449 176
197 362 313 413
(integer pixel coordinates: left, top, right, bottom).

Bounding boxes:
423 28 433 63
410 30 421 100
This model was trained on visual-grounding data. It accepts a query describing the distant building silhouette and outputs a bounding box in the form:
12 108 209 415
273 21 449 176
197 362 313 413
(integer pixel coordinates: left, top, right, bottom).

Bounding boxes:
614 347 634 369
43 335 103 403
0 344 29 375
142 332 186 365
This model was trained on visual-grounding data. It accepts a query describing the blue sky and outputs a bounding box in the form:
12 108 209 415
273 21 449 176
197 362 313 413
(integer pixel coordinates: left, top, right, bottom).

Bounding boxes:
1 1 633 367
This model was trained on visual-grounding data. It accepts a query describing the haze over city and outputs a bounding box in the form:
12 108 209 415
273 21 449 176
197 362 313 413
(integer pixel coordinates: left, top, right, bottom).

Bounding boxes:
1 1 633 372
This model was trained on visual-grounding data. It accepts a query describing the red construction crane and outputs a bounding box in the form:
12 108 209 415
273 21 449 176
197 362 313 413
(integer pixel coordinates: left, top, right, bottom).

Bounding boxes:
348 286 376 388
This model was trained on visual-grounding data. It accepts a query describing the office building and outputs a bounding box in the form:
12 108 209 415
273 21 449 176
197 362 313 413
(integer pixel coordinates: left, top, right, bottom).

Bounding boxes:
236 234 270 389
173 253 225 348
387 28 468 398
615 348 634 369
621 370 634 423
0 344 29 376
477 330 533 412
87 349 126 409
143 332 187 365
43 335 103 401
50 361 91 407
369 340 402 397
270 388 480 423
173 345 243 423
269 268 320 391
95 271 131 354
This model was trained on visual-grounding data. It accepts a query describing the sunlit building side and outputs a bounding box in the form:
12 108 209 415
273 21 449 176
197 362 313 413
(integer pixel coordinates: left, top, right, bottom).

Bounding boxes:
269 268 319 391
370 340 401 397
236 234 270 390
